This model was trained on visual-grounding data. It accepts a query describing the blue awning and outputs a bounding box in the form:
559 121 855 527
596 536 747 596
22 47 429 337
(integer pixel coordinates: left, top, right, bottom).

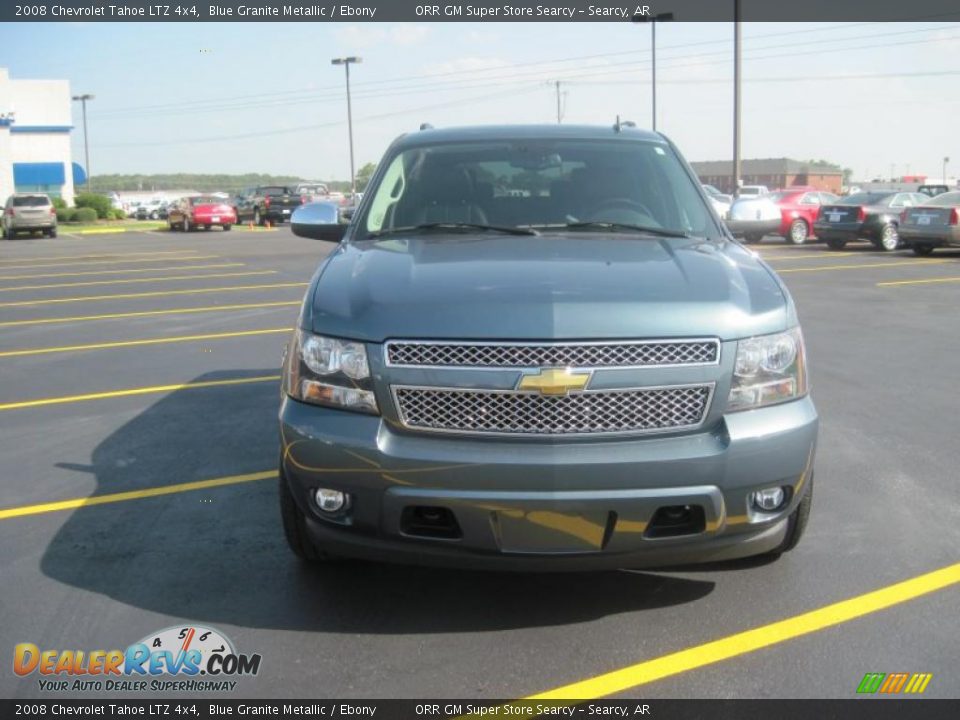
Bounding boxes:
13 162 66 186
72 162 87 186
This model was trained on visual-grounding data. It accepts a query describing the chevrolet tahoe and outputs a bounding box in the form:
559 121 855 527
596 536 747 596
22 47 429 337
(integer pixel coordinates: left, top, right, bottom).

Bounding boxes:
278 124 818 570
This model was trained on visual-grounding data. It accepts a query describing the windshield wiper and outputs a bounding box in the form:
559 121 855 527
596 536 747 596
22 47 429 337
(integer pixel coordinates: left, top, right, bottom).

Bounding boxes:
367 222 539 238
559 221 692 238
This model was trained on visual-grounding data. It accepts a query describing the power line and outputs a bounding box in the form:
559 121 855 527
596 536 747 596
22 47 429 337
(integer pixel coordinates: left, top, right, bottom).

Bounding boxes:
93 21 956 119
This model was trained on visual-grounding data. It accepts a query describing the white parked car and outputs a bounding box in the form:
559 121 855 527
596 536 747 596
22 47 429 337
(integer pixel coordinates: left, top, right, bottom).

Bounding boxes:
702 185 732 219
737 185 770 198
725 195 781 244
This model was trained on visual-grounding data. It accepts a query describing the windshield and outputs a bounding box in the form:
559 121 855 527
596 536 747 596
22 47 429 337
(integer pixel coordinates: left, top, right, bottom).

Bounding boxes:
843 192 894 205
357 139 718 240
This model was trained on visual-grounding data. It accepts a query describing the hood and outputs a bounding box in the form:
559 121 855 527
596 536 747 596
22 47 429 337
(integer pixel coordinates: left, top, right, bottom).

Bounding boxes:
308 235 787 342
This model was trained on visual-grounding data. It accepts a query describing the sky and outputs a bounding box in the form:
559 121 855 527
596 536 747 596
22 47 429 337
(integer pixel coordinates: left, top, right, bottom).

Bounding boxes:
2 20 959 182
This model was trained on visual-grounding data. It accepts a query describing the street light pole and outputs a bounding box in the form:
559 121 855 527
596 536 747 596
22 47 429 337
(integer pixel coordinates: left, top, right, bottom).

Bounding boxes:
733 1 742 196
331 57 362 197
71 93 94 192
944 156 950 185
632 11 674 132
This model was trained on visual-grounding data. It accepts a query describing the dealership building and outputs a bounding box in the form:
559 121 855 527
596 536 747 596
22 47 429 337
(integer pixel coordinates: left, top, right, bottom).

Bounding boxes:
691 158 844 194
0 67 84 205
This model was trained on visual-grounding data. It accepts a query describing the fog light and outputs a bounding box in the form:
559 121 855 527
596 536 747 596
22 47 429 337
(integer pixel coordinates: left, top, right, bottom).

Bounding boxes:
314 488 347 513
750 487 786 512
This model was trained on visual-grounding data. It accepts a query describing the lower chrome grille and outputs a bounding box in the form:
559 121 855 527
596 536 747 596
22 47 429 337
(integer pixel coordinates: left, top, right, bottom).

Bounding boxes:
392 384 713 436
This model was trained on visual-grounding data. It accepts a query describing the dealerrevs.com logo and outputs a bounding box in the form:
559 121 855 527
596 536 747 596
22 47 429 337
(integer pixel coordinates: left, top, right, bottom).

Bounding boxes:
13 625 262 693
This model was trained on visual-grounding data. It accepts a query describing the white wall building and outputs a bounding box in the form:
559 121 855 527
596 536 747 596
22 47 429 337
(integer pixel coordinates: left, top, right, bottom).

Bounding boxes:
0 67 81 205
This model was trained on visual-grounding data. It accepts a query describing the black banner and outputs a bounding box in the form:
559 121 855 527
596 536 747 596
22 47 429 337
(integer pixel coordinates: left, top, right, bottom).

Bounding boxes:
5 0 960 23
2 700 960 719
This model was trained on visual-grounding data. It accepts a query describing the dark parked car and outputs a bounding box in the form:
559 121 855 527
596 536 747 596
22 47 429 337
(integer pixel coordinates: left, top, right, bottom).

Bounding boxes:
234 186 303 226
278 124 818 571
898 191 960 256
815 191 928 251
918 184 950 198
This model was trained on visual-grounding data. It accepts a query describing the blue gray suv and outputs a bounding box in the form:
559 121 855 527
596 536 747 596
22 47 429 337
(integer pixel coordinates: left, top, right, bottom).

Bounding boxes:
279 124 817 570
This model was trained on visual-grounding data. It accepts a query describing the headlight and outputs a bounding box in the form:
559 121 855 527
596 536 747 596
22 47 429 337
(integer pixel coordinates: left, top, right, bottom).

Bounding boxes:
284 329 379 414
728 327 807 411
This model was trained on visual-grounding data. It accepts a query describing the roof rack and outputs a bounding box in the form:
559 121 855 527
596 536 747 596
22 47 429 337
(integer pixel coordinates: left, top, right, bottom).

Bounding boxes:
419 123 434 131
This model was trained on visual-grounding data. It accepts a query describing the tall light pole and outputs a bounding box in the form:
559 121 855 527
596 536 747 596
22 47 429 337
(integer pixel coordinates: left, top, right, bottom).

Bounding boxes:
72 93 94 192
944 156 950 184
331 57 361 197
632 12 674 132
733 1 742 196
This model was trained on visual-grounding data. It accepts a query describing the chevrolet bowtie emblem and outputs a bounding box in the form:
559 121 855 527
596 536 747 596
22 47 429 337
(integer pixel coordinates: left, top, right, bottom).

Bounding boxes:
517 368 591 396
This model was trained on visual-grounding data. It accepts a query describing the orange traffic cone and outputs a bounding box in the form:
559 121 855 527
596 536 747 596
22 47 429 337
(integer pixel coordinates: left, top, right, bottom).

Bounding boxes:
248 221 254 230
266 221 272 229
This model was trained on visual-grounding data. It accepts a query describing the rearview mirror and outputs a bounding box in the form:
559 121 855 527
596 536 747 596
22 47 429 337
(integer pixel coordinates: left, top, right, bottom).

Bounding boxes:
291 202 345 241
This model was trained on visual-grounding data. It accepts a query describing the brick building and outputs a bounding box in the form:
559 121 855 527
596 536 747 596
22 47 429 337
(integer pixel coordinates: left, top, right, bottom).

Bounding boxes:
691 158 844 195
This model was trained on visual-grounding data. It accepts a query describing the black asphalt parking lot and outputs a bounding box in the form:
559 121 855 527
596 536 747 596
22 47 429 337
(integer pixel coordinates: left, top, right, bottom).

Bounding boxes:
0 227 958 700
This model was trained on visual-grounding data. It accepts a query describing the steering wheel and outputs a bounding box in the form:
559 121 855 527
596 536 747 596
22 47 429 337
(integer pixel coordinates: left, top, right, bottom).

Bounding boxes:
584 198 654 220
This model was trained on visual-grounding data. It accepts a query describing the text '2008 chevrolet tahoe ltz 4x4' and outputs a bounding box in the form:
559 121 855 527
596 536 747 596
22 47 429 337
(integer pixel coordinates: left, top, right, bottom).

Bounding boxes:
279 124 818 571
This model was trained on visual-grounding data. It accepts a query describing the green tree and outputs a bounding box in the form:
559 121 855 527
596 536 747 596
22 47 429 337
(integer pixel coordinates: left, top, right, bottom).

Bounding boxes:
355 163 377 192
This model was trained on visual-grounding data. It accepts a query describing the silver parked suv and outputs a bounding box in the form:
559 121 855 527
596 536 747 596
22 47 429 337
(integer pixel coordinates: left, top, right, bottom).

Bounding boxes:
3 193 58 239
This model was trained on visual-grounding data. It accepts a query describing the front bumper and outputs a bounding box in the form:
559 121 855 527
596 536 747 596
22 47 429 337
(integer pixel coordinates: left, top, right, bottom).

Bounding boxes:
724 218 780 239
280 395 818 570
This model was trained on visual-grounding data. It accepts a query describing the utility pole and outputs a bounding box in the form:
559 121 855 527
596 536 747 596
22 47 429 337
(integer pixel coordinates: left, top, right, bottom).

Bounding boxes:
72 93 94 192
555 81 563 124
733 1 741 196
944 156 950 184
331 57 362 197
632 11 674 132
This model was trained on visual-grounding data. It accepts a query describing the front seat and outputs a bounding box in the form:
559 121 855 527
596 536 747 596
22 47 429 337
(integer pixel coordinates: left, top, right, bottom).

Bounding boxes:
415 166 489 225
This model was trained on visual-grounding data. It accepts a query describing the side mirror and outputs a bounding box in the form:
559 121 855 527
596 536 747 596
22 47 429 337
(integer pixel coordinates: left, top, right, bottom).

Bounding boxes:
291 201 345 241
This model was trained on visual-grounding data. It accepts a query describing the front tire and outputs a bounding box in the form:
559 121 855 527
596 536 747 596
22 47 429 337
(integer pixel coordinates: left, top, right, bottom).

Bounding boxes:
788 219 809 245
879 223 900 251
279 468 331 564
777 475 814 554
913 244 935 256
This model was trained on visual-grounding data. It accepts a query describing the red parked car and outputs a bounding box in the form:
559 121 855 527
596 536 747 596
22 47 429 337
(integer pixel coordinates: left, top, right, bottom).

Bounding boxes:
168 195 237 232
768 188 840 245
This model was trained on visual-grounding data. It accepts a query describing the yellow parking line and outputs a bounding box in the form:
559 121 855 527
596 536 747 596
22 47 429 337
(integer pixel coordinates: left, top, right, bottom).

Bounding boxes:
0 250 201 264
0 263 246 282
0 374 280 412
878 276 960 287
0 282 308 308
0 328 291 358
0 300 301 328
0 270 278 292
0 470 277 521
777 259 948 274
0 255 216 271
762 252 858 262
528 561 960 700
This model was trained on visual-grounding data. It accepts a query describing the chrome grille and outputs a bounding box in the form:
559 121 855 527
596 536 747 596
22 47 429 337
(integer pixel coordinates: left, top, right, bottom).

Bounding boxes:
392 384 713 436
386 339 719 369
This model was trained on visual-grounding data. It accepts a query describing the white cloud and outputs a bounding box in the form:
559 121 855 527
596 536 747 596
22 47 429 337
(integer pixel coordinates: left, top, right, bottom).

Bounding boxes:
390 25 430 47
